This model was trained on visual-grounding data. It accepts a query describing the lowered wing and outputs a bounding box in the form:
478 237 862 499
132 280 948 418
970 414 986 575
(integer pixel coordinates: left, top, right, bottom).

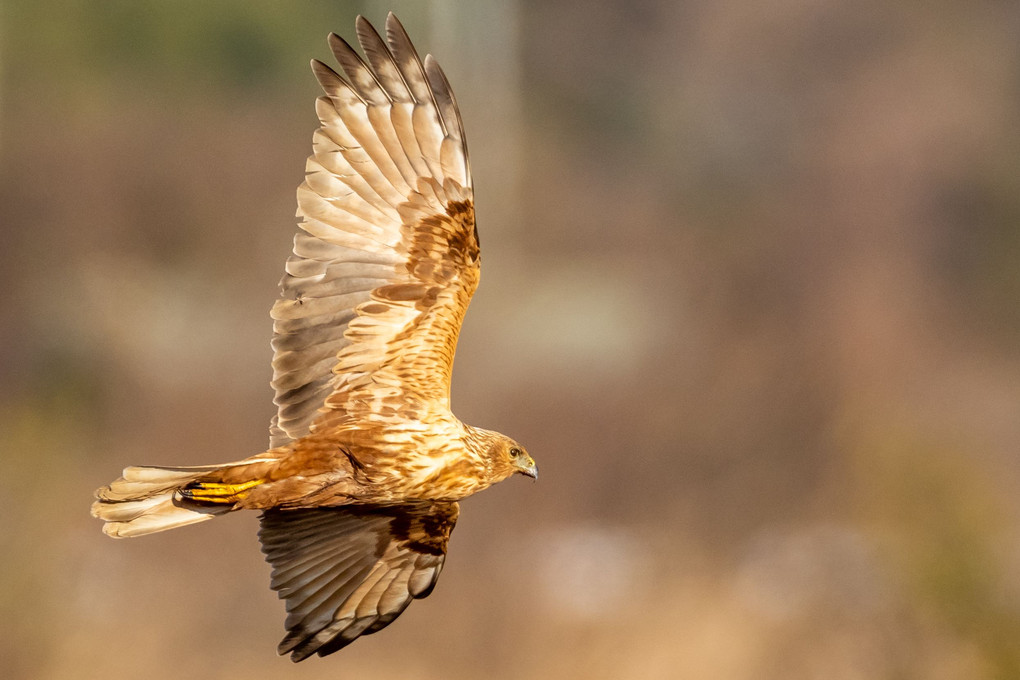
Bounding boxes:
258 502 459 660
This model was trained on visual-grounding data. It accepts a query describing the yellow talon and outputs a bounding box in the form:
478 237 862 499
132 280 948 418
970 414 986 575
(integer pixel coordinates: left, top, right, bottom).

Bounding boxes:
180 479 264 503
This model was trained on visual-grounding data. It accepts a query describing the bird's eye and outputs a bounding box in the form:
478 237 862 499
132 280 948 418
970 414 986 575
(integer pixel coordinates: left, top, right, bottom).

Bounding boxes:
509 447 522 458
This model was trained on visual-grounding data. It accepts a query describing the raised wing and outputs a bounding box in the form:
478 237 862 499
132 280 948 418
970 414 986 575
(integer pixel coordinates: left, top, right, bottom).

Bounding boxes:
258 502 459 661
270 13 477 447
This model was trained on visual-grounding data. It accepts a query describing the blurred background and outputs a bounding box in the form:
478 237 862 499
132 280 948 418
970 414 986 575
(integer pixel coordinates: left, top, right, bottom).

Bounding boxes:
2 0 1019 678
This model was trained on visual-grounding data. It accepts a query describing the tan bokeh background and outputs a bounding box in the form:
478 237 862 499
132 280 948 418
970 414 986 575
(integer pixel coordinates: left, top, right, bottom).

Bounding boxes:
2 1 1019 678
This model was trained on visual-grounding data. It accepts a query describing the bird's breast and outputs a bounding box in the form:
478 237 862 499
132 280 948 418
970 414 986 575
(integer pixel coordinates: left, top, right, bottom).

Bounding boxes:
361 447 489 501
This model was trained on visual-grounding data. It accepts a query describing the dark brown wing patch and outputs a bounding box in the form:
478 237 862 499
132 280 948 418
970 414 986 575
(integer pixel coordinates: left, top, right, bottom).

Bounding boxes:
258 502 459 661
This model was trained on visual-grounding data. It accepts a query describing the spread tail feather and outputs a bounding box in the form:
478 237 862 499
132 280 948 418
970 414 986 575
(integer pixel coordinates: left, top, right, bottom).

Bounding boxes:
91 461 270 538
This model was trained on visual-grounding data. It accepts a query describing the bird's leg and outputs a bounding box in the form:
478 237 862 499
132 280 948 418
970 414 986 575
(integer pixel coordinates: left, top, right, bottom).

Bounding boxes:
179 479 265 504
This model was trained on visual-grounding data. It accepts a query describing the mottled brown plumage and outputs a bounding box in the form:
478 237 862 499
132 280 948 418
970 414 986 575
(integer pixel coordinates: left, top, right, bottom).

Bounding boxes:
91 13 536 662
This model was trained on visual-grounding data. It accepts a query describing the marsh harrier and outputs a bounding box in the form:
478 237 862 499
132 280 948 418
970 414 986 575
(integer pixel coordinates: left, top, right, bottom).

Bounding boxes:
91 13 536 662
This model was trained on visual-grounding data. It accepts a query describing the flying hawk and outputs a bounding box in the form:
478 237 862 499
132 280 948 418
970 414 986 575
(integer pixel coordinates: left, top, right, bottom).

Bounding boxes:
91 13 536 662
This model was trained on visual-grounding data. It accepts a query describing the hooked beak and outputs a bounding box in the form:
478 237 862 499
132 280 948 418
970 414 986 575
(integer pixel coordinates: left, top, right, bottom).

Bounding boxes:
517 456 538 480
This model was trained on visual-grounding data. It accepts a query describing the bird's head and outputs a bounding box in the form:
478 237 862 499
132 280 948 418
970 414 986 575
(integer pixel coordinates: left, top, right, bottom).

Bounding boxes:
485 434 537 482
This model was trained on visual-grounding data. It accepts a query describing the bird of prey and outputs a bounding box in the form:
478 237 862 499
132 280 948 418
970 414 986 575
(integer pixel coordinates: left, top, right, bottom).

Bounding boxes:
91 13 536 662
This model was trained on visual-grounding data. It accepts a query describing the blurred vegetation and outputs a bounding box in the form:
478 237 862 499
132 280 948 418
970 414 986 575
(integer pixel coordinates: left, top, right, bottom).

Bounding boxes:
4 0 348 95
2 1 1019 679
